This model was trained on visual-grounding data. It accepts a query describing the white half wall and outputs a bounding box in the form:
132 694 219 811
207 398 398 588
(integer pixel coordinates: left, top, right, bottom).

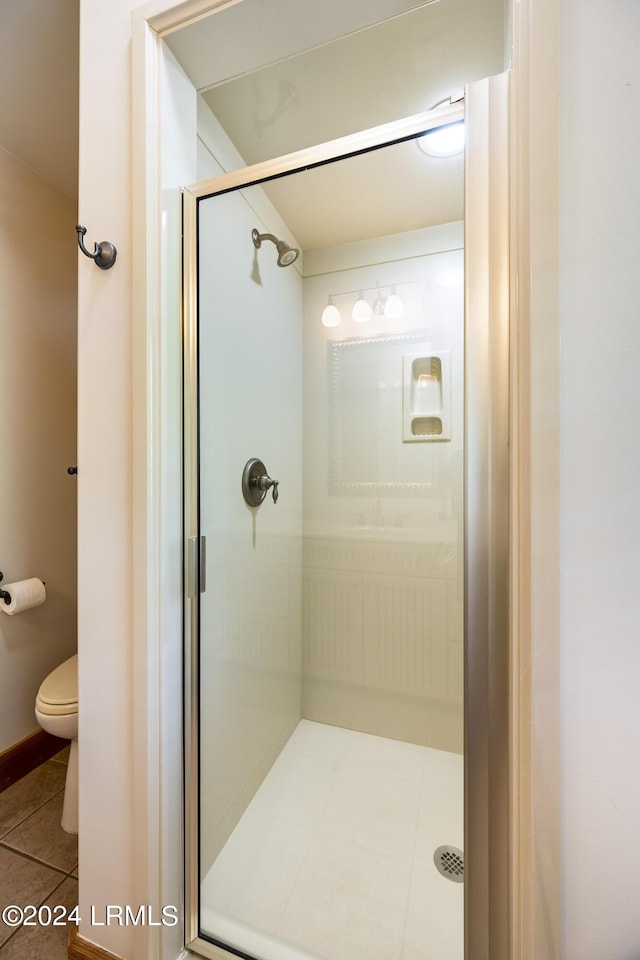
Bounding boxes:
560 1 640 957
0 145 77 754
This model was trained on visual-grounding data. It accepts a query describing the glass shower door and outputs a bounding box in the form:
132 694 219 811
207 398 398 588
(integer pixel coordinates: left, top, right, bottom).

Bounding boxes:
186 113 467 960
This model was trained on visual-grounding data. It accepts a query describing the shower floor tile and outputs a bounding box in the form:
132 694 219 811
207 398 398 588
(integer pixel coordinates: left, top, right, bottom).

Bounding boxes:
201 720 463 960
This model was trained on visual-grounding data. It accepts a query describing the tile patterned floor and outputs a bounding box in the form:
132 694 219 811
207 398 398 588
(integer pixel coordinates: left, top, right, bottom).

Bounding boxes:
201 720 464 960
0 748 77 958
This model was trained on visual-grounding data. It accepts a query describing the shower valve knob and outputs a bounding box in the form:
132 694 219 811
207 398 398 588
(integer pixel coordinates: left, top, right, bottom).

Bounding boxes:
255 474 279 503
241 458 279 506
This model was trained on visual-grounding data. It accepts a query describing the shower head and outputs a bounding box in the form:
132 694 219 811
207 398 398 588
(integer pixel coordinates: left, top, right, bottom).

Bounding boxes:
276 244 299 267
251 228 300 268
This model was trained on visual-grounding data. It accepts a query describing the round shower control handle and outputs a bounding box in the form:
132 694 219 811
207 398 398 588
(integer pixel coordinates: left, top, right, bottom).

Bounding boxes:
242 458 280 507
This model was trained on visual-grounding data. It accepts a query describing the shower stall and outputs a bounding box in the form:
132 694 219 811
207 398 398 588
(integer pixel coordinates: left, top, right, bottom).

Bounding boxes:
183 79 508 960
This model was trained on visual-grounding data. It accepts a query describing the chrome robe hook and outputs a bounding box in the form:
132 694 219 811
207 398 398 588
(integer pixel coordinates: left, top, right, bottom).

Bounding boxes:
76 225 117 270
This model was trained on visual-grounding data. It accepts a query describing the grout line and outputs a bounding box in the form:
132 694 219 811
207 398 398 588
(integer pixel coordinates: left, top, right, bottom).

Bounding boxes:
42 872 70 902
0 783 67 842
0 841 71 876
0 760 76 955
0 866 69 953
0 926 20 952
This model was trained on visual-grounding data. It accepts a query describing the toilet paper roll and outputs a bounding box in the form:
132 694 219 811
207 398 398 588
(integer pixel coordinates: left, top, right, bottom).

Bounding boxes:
0 578 46 615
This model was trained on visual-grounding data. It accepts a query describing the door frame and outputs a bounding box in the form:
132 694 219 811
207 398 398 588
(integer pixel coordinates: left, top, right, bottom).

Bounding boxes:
130 2 561 959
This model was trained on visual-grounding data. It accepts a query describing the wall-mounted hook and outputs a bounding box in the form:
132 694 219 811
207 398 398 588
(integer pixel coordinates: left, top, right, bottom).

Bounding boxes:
76 225 117 270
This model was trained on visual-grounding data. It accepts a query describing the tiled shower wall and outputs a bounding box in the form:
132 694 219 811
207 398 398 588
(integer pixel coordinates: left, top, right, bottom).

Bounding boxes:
302 224 464 752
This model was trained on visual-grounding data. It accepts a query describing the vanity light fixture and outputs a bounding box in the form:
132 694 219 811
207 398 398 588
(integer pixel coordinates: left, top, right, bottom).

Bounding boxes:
321 296 342 328
384 287 404 319
321 284 408 327
352 293 372 323
372 290 386 316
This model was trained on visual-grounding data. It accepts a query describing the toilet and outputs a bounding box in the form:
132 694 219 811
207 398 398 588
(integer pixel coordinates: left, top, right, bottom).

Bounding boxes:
35 655 78 834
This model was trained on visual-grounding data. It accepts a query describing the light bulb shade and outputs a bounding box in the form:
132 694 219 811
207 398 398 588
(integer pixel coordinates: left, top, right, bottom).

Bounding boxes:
384 293 404 319
322 303 341 327
352 297 372 323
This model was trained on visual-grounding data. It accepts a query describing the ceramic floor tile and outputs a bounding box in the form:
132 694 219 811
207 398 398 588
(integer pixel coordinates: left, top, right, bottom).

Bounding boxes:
414 782 463 866
50 747 70 766
199 722 464 960
317 766 421 861
247 748 341 833
285 720 356 763
402 859 463 960
0 876 78 960
0 764 67 839
344 731 427 785
421 747 463 795
276 834 411 960
2 793 77 873
201 805 314 934
0 847 65 948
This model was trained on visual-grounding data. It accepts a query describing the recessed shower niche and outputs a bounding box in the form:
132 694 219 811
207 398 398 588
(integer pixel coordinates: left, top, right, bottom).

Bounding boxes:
402 351 452 442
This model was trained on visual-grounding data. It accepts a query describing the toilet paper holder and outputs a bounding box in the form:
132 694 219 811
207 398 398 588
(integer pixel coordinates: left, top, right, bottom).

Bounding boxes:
0 572 11 605
0 571 45 604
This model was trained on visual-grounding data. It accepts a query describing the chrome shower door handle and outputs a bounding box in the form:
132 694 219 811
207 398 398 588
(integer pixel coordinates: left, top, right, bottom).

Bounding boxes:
242 458 280 506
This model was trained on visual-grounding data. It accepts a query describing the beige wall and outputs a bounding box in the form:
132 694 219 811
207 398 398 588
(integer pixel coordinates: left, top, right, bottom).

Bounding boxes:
0 145 77 753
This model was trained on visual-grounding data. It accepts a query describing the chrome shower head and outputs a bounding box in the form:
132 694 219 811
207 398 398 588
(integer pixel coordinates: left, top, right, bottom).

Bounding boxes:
252 228 299 268
276 243 299 267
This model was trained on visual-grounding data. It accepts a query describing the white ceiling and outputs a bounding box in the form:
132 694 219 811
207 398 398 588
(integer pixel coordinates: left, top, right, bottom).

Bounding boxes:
0 0 79 201
166 0 506 250
165 0 443 92
244 136 465 253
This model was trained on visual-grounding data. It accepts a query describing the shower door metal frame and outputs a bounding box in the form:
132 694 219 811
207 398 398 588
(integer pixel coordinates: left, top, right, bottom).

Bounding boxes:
182 91 509 960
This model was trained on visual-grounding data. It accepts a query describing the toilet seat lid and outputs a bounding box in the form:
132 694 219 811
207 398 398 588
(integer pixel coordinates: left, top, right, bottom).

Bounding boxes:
36 655 78 714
